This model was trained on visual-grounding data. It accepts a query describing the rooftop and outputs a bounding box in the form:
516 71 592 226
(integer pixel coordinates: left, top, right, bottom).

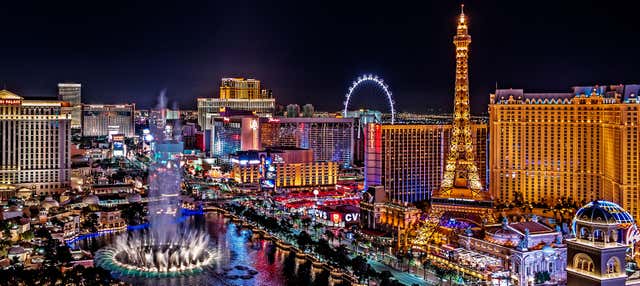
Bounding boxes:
509 221 554 235
0 89 22 100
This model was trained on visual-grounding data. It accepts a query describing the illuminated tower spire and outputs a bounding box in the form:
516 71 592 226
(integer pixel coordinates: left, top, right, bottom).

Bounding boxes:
440 4 483 195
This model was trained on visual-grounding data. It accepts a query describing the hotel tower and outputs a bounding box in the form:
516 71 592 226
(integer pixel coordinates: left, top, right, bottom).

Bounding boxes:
489 85 640 220
0 90 71 195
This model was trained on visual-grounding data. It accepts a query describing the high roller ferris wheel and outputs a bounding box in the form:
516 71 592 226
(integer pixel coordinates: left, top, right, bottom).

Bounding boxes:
343 74 395 124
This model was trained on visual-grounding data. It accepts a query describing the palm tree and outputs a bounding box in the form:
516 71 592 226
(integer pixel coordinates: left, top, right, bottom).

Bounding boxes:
337 229 345 246
312 223 323 239
434 267 446 286
301 217 312 231
351 236 360 255
324 229 335 245
290 213 300 228
422 256 431 280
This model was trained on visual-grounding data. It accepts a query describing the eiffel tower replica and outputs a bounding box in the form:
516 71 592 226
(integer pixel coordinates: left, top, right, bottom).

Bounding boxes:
414 5 495 249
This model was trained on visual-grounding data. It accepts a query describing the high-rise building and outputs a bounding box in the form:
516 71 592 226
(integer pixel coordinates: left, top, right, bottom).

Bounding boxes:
0 90 71 195
82 104 135 137
197 78 275 128
207 112 260 158
220 78 263 99
58 83 82 129
260 117 355 166
345 109 382 163
488 85 640 220
364 123 487 203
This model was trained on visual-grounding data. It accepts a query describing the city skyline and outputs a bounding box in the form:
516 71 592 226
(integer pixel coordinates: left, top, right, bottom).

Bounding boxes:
2 1 640 113
2 3 640 286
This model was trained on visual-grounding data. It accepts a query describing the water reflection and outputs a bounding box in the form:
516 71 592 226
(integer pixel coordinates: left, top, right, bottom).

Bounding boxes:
72 212 331 286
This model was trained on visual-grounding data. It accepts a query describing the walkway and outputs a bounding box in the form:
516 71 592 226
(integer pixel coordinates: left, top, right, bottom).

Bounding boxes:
367 259 437 286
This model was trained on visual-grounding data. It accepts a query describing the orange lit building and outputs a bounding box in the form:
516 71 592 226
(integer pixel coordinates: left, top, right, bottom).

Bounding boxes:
219 78 264 100
489 85 640 219
197 78 275 128
231 148 338 191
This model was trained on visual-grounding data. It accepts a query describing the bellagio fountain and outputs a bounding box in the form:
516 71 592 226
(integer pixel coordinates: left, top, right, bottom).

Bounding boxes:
95 157 216 278
95 95 216 279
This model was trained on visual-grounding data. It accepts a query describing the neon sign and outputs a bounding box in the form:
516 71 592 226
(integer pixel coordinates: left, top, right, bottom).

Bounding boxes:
0 99 21 105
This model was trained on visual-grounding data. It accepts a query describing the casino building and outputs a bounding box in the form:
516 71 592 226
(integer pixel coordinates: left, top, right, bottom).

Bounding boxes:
82 104 135 137
364 122 487 203
0 90 71 195
260 117 355 166
230 147 338 192
489 85 640 220
197 78 275 129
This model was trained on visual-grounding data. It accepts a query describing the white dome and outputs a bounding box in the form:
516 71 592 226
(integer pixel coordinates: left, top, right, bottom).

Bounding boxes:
82 195 100 205
41 197 59 209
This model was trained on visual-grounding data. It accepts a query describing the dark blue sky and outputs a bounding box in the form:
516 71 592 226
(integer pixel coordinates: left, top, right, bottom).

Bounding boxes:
2 1 640 114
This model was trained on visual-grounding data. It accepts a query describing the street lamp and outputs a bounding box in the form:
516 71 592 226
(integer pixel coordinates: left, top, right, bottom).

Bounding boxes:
312 189 319 218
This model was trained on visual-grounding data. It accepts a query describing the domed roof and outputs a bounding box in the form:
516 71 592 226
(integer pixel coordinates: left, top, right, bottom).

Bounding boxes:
486 226 520 239
41 197 59 209
127 193 142 203
82 195 100 205
24 197 39 206
574 200 634 225
8 246 26 255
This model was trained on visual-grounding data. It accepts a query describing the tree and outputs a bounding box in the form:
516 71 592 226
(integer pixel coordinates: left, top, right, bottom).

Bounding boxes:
296 231 313 251
312 223 323 238
535 271 551 284
434 267 447 286
337 229 345 246
0 221 11 239
301 217 312 230
379 271 394 286
43 238 60 266
314 238 332 258
55 245 73 264
121 202 145 225
83 213 99 233
20 230 34 242
422 257 431 280
335 245 350 266
42 265 63 285
351 256 369 282
324 229 336 245
0 239 10 257
35 227 52 240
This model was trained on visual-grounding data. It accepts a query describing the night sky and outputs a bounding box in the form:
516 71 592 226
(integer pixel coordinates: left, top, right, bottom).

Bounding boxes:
2 1 640 114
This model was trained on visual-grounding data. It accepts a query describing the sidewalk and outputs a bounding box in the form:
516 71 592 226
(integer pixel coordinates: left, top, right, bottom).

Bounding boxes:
367 259 437 286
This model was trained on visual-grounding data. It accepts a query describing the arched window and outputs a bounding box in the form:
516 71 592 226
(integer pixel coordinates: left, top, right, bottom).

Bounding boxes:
606 257 621 274
609 229 618 243
573 253 594 273
594 229 603 242
580 227 590 240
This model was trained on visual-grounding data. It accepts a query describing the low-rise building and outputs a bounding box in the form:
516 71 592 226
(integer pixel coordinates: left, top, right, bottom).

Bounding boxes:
451 216 567 285
97 209 126 232
231 147 338 192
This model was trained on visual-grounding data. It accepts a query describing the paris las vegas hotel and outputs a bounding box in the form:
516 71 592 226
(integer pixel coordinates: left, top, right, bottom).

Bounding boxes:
489 84 640 219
